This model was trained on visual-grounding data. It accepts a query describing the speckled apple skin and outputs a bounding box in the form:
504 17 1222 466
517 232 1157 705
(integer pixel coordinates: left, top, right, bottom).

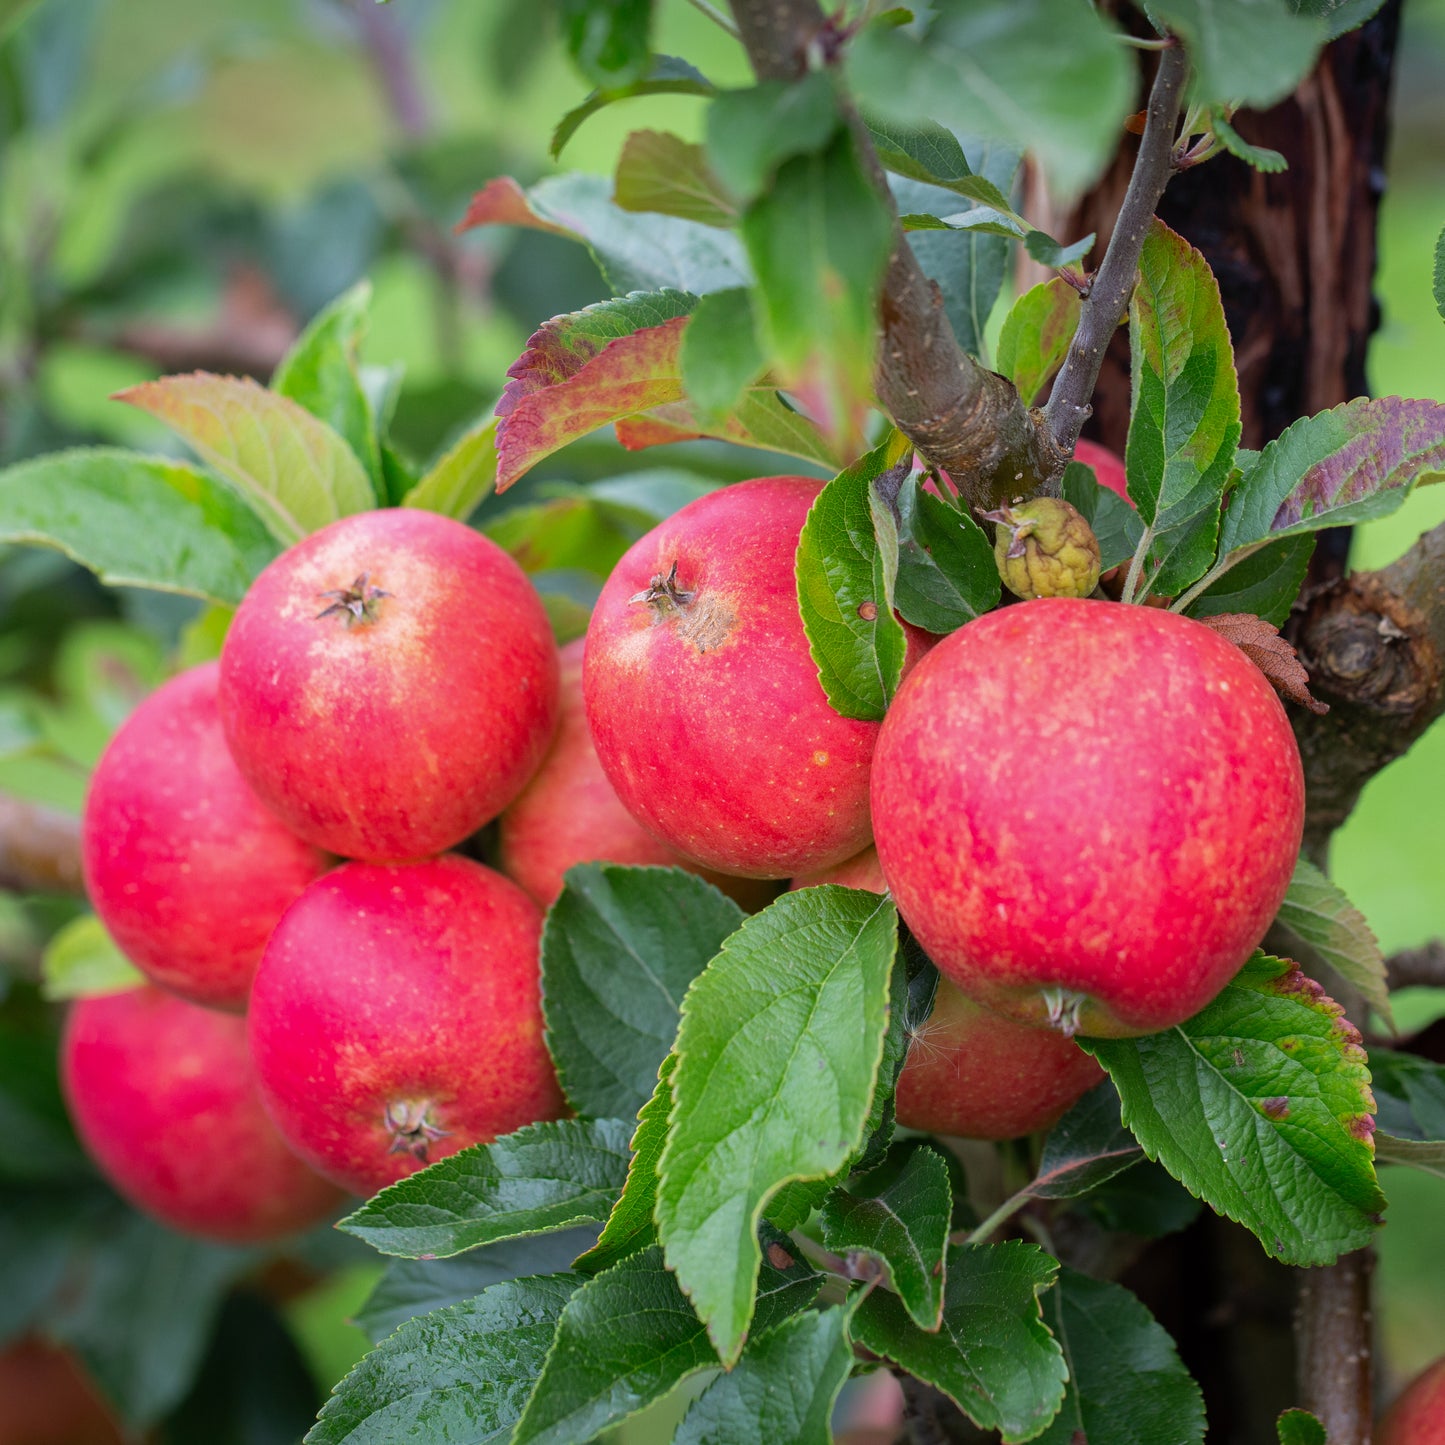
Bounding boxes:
1381 1359 1445 1445
498 640 775 911
585 477 917 879
219 509 558 862
81 663 330 1010
62 987 343 1242
872 598 1305 1037
895 978 1104 1138
247 855 565 1197
1074 439 1131 504
790 845 887 893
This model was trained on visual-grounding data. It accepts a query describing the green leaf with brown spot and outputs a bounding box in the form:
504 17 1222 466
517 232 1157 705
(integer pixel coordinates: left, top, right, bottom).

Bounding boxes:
997 279 1083 407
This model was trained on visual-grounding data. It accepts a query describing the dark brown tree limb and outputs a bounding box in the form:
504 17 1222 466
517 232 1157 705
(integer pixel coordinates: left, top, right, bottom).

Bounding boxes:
726 0 1063 512
1387 941 1445 992
1296 1249 1376 1445
1043 43 1189 457
0 794 83 895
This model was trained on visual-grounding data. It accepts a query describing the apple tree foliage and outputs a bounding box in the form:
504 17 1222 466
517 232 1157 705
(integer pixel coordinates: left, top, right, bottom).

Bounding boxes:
5 0 1445 1441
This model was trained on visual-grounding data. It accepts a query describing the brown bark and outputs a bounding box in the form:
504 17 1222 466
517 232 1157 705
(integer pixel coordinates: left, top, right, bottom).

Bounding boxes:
0 794 84 895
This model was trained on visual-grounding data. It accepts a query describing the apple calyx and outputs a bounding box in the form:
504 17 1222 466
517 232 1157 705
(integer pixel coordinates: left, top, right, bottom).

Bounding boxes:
629 561 695 615
316 573 392 627
1041 985 1089 1038
384 1097 452 1160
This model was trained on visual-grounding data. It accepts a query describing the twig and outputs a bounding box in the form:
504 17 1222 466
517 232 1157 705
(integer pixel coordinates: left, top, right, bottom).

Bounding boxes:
684 0 740 36
1296 1248 1375 1445
726 0 1060 512
1044 42 1191 457
346 0 429 138
1387 941 1445 993
0 794 84 895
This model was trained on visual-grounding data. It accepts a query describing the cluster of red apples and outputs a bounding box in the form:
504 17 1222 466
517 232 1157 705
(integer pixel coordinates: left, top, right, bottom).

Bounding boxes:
65 453 1305 1244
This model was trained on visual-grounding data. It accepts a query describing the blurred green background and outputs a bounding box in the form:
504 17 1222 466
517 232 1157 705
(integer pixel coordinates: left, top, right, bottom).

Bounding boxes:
1 0 1442 1433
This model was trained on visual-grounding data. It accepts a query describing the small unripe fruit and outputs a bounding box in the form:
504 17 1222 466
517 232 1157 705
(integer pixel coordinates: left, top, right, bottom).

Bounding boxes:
1379 1357 1445 1445
248 855 565 1197
220 509 559 862
986 498 1101 600
872 599 1304 1037
82 663 329 1010
895 979 1104 1139
62 986 344 1242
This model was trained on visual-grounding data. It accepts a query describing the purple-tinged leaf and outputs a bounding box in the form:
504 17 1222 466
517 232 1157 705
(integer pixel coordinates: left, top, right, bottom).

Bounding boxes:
1218 396 1445 558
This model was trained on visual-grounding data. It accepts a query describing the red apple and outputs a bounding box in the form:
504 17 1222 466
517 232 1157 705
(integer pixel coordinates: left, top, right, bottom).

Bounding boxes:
219 508 559 862
790 846 887 893
585 477 920 879
1380 1358 1445 1445
498 639 776 911
62 986 343 1242
0 1339 123 1445
895 978 1104 1139
81 662 329 1010
1073 438 1130 503
871 598 1304 1037
247 854 565 1196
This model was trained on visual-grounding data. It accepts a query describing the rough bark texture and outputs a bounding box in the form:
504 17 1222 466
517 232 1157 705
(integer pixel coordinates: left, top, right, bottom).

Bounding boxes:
1297 1250 1378 1445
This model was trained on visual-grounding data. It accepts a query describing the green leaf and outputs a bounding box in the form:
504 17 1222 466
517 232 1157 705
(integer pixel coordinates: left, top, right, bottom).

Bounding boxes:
1125 221 1242 597
354 1231 600 1343
1061 463 1144 572
1435 223 1445 319
1146 0 1323 109
1184 533 1315 627
574 1056 675 1275
542 864 745 1121
1369 1049 1445 1176
40 915 144 1002
796 432 912 721
1214 397 1445 564
1211 114 1288 174
848 0 1134 198
306 1274 580 1445
113 375 377 546
1292 0 1387 38
460 173 749 296
657 887 898 1363
864 115 1013 210
894 474 1000 632
270 281 383 493
820 1145 951 1329
559 0 652 89
673 1300 858 1445
1034 1268 1206 1445
338 1118 634 1259
740 130 893 438
705 74 840 204
552 55 715 158
614 130 737 228
997 279 1083 407
494 290 696 492
0 449 279 606
400 415 498 521
1083 954 1385 1266
1277 1408 1329 1445
512 1243 819 1444
614 390 840 472
1272 859 1392 1027
679 287 765 422
853 1240 1067 1443
1024 231 1094 269
1032 1080 1143 1200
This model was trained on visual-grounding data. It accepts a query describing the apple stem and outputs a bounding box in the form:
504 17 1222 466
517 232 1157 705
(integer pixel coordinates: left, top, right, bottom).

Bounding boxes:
628 561 696 615
316 573 392 627
384 1098 451 1161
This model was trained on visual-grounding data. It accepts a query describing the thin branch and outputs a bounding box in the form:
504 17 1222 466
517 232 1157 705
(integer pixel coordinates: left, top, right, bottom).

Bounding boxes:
1387 941 1445 993
1295 1248 1375 1445
1044 42 1191 456
683 0 740 37
346 0 429 138
726 0 1061 512
0 795 84 895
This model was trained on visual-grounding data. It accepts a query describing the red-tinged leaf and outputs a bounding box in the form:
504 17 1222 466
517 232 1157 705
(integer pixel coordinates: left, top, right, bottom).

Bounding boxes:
615 412 701 450
112 373 377 545
495 297 693 491
614 131 737 228
996 279 1082 408
1196 613 1329 715
1218 397 1445 559
456 177 578 238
